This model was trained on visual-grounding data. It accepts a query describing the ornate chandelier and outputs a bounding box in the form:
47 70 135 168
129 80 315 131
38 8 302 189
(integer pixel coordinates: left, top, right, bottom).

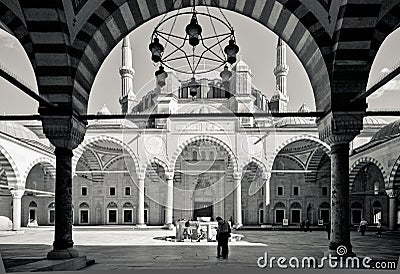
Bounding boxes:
148 1 239 97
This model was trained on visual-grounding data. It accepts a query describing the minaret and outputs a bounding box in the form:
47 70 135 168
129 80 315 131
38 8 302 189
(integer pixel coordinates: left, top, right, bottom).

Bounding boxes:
119 36 136 114
269 38 289 112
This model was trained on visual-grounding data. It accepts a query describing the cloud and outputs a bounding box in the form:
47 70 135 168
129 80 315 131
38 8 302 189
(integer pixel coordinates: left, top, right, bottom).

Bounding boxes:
0 30 18 49
370 79 400 99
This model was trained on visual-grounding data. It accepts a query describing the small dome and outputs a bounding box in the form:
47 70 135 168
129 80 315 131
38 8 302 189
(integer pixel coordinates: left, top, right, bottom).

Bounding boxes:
371 119 400 141
0 121 39 141
298 103 311 113
97 104 111 115
363 116 387 126
275 117 314 127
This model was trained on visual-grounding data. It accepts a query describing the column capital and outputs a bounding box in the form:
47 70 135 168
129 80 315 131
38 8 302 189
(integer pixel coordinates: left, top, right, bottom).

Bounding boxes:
317 111 364 145
165 171 174 180
10 189 24 198
41 115 87 150
386 189 400 198
233 172 242 180
137 171 146 180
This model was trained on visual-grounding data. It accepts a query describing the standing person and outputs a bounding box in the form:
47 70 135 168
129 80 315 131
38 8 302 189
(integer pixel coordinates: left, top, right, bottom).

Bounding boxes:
300 220 305 232
216 216 231 259
305 219 311 232
359 218 368 236
377 219 382 238
325 221 331 240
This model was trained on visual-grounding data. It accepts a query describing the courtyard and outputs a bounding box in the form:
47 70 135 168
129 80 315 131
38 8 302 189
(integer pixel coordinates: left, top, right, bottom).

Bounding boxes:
1 227 399 271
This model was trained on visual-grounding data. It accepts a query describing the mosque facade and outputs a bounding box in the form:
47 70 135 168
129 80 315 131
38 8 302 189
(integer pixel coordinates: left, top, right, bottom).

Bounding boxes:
0 38 399 230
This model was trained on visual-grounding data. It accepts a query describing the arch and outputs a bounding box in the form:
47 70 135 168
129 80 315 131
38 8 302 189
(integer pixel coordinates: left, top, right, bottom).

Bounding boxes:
372 201 382 208
170 135 238 171
29 201 37 207
319 202 330 208
0 144 21 188
274 202 286 208
72 0 330 115
349 157 388 190
290 202 302 209
351 202 363 209
389 154 400 191
123 202 133 208
305 147 330 184
239 158 268 179
107 202 118 208
73 135 140 173
22 157 56 186
103 154 135 171
267 135 330 173
143 157 170 173
79 202 90 208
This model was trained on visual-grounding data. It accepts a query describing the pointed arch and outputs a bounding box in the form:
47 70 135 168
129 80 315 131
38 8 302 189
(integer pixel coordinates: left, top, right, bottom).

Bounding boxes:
22 157 56 185
349 157 388 190
170 135 238 171
0 144 21 189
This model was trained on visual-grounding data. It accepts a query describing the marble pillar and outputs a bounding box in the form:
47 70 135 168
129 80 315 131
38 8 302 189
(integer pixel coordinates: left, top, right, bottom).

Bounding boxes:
387 189 399 231
233 172 242 228
10 189 24 231
137 173 145 227
165 172 174 229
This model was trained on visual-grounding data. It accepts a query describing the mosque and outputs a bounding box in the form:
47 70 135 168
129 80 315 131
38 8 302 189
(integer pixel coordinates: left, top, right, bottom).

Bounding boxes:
0 37 399 231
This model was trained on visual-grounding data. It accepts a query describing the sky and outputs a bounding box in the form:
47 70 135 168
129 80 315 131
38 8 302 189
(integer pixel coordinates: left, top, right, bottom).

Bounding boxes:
0 8 399 115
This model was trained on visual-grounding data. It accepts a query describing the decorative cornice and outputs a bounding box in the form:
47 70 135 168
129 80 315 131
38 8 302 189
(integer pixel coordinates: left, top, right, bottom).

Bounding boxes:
41 115 87 150
317 111 364 145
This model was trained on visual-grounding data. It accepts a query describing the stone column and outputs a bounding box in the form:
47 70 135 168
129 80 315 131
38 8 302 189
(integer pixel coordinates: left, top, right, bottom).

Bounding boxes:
136 172 145 227
318 112 364 257
42 115 86 260
386 189 399 231
10 189 24 230
164 171 174 229
233 172 242 228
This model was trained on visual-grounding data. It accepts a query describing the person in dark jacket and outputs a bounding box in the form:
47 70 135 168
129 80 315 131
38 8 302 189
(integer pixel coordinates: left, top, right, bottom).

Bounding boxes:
325 221 331 240
216 216 231 259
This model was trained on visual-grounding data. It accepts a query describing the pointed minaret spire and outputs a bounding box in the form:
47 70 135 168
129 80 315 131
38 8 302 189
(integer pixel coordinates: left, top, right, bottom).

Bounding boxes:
270 37 289 112
119 36 136 114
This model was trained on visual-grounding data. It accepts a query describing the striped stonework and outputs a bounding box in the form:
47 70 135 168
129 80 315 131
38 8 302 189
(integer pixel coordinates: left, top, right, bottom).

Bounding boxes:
21 157 56 186
305 147 328 184
389 155 400 191
72 0 331 113
72 135 140 174
349 157 388 191
0 144 21 188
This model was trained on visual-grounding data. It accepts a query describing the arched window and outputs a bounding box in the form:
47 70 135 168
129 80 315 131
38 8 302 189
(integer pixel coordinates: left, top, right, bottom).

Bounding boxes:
29 201 37 207
319 202 330 208
123 202 133 208
201 151 206 160
290 202 302 208
79 202 90 208
275 202 285 208
107 202 118 208
373 201 382 208
209 151 214 160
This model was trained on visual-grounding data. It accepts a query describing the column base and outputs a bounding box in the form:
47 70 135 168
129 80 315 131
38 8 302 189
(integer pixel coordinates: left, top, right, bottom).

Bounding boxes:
47 248 79 260
163 223 174 230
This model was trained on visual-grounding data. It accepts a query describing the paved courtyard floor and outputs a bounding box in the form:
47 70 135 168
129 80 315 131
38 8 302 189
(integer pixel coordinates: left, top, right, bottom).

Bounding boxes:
1 227 399 271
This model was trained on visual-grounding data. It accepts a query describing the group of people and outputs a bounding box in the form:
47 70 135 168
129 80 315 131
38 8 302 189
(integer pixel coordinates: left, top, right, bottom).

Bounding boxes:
359 218 383 237
182 216 232 259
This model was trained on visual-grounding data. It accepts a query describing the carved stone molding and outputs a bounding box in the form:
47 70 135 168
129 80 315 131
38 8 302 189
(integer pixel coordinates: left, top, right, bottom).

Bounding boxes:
317 111 365 145
41 115 87 150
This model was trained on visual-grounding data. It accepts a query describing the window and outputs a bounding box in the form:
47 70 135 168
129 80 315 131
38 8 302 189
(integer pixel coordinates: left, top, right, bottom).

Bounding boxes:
81 186 87 196
374 182 379 195
125 187 131 196
80 210 89 224
109 187 116 196
293 186 299 196
277 186 284 196
322 187 328 197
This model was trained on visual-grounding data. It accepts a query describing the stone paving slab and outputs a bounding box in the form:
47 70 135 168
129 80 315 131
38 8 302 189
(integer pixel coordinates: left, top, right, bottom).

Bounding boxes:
0 228 399 271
